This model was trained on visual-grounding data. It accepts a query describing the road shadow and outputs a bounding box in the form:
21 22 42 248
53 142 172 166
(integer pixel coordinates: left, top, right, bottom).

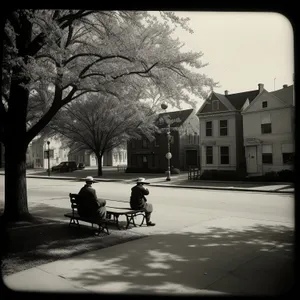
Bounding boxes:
45 224 294 296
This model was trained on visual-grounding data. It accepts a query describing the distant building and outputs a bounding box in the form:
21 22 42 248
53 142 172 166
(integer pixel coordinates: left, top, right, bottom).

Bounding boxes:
127 108 200 172
242 84 294 175
197 86 259 173
31 135 69 169
103 145 127 167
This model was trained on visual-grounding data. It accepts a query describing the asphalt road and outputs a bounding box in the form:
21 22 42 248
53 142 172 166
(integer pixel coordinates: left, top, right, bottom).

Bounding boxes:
0 177 294 226
0 177 295 295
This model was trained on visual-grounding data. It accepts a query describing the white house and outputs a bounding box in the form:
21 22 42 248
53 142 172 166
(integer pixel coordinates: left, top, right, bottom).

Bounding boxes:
241 84 294 175
31 135 69 169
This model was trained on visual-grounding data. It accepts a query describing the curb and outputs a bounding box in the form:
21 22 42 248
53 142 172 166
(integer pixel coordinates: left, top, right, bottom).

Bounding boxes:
149 183 294 194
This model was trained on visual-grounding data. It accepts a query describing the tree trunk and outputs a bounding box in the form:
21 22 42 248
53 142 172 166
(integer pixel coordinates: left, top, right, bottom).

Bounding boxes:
3 142 30 222
96 154 103 176
2 11 33 222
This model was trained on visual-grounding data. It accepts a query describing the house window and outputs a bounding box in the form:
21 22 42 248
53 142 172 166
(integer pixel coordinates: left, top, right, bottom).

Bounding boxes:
261 114 272 134
262 101 268 108
206 121 212 136
169 135 174 144
212 100 219 111
44 149 54 158
220 146 229 164
142 139 149 149
220 120 228 136
282 144 294 165
206 146 213 164
262 145 273 164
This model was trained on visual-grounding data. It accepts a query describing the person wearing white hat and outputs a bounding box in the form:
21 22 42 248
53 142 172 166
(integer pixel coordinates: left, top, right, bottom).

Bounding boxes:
77 176 107 220
130 177 155 226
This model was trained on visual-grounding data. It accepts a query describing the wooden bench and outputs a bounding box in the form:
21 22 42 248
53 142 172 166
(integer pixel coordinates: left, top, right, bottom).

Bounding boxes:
64 193 110 235
106 206 146 230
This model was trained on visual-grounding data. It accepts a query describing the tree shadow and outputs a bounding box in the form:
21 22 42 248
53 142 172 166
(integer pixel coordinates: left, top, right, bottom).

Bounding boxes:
1 203 145 276
40 224 294 296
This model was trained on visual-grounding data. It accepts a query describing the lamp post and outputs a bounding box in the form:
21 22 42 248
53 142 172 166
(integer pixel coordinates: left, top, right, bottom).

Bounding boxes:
161 103 171 181
47 141 50 177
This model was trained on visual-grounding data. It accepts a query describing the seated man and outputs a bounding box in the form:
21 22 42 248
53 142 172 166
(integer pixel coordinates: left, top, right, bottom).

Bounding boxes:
78 176 106 220
130 177 155 226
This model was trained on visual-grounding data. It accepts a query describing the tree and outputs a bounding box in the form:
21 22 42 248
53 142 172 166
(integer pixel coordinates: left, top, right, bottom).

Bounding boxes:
1 10 216 222
50 93 157 176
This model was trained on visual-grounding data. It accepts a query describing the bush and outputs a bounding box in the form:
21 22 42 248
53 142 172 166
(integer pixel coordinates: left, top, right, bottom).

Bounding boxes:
171 168 180 174
246 169 293 183
200 170 244 181
277 169 294 182
125 167 165 173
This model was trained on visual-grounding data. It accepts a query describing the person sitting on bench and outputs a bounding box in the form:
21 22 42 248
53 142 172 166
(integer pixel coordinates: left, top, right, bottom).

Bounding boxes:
78 176 106 220
130 177 155 226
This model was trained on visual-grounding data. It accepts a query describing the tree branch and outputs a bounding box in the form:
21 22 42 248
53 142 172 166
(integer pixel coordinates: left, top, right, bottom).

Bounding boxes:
111 62 158 80
80 72 106 80
65 24 74 48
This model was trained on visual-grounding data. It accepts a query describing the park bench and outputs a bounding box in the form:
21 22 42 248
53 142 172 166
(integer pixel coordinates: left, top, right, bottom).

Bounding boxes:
64 193 110 236
106 206 146 230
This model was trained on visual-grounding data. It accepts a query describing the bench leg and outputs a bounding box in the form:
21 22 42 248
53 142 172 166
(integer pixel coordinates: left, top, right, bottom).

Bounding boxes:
126 214 137 229
95 222 110 236
139 213 146 226
69 218 80 227
114 215 122 230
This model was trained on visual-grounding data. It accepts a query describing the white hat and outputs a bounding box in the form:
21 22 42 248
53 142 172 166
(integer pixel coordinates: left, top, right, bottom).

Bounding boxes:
136 177 150 185
85 176 96 183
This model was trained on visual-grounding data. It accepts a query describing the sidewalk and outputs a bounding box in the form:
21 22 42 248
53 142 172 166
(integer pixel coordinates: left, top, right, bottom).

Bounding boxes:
3 217 294 295
0 168 294 194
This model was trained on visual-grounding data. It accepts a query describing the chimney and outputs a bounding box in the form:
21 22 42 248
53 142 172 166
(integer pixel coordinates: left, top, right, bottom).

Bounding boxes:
224 90 229 95
283 84 288 88
258 83 264 92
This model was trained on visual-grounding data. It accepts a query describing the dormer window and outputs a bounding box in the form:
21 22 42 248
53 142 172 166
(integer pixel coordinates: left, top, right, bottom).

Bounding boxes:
212 100 219 111
262 101 268 108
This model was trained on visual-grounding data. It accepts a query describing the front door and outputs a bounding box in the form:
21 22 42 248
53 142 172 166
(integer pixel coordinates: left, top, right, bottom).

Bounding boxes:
186 150 198 168
246 146 257 173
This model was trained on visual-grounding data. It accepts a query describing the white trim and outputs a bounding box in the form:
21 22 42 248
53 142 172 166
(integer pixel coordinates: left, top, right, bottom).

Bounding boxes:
198 111 237 118
241 104 292 115
242 90 289 114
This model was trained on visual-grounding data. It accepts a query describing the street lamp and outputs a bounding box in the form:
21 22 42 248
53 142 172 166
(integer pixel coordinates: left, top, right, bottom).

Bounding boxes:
47 141 50 177
161 103 171 181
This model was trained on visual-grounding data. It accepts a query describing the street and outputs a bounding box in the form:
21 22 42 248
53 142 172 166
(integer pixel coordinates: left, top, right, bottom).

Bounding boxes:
0 177 295 295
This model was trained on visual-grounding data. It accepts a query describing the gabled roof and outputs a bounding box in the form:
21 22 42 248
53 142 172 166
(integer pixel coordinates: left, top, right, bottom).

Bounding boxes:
226 90 260 110
156 108 194 128
271 85 294 106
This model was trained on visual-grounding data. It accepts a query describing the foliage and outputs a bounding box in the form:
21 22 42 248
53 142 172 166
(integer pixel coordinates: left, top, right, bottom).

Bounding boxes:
171 168 180 174
2 10 217 145
49 93 158 159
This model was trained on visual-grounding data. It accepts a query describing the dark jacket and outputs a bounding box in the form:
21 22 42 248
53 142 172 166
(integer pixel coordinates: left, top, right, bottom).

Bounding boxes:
130 184 149 210
78 184 106 219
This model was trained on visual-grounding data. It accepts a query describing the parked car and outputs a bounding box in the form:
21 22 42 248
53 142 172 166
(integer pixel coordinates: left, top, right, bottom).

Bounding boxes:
77 162 85 170
51 161 78 172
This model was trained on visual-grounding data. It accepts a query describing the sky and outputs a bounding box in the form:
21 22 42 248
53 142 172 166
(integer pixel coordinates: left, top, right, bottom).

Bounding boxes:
164 11 294 110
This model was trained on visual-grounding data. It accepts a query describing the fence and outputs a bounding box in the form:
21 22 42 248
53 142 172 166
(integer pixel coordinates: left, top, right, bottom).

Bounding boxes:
117 165 127 172
188 166 201 180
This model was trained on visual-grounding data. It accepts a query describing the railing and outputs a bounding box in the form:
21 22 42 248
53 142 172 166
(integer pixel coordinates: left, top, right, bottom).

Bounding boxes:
188 166 201 180
117 165 127 172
